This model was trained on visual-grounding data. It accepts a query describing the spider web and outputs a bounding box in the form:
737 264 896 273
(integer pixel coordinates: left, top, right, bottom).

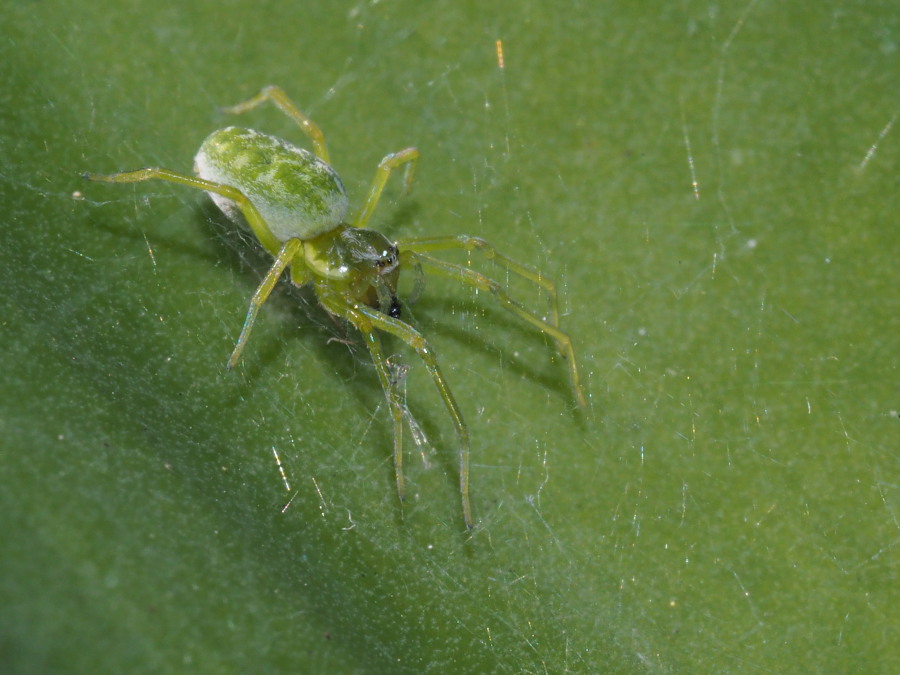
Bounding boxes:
1 0 897 671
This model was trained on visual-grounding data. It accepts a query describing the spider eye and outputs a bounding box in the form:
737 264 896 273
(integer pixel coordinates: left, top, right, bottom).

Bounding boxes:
376 245 399 270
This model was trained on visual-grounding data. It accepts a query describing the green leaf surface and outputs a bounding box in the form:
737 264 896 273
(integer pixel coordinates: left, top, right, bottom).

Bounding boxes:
2 1 897 672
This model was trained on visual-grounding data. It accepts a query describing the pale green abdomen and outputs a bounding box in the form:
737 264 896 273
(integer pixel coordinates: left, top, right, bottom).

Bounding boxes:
194 127 348 241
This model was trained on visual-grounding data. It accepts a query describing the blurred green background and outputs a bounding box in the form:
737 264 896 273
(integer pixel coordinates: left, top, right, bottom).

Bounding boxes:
2 1 897 672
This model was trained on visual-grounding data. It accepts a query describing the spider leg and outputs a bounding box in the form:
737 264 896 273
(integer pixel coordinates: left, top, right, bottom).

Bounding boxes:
317 289 473 529
85 168 307 369
228 238 303 369
84 168 282 254
221 85 331 164
353 148 419 230
400 248 587 408
359 319 408 506
397 234 562 327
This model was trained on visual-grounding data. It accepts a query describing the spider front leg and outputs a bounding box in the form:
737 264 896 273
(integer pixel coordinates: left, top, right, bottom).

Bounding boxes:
318 289 473 529
397 235 563 327
399 245 587 408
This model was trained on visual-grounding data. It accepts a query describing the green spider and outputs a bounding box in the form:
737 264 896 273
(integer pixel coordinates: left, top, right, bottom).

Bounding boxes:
86 86 586 529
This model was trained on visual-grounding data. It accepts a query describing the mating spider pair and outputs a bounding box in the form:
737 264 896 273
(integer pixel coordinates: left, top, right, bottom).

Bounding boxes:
87 86 585 528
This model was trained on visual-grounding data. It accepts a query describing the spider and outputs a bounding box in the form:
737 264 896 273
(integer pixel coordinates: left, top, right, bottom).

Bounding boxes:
86 86 586 529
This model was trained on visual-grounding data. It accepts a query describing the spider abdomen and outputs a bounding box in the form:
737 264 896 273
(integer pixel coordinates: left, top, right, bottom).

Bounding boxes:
194 126 348 241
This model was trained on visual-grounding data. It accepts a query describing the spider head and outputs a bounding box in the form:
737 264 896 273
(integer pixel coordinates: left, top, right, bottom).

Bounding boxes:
341 228 402 317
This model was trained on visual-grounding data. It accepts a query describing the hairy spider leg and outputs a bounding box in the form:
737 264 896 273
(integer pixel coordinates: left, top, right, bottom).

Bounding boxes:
398 240 587 407
222 85 332 163
318 289 473 529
